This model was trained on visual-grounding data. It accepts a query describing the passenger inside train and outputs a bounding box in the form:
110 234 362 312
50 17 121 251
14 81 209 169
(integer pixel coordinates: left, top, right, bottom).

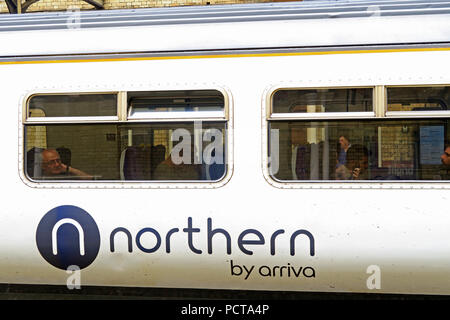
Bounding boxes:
39 148 93 180
269 86 450 181
24 90 227 182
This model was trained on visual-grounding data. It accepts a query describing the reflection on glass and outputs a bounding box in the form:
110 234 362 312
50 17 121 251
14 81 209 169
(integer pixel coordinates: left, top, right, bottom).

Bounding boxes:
269 119 450 181
128 90 225 117
272 88 373 114
25 122 226 181
28 94 117 118
387 86 450 112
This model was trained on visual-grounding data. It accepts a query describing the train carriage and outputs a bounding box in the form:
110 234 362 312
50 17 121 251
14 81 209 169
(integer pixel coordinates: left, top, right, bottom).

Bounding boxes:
1 0 450 297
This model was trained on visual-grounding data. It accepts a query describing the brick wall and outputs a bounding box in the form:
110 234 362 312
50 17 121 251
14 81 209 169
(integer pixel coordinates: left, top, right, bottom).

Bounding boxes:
1 0 93 13
1 0 279 13
0 2 8 12
105 0 273 9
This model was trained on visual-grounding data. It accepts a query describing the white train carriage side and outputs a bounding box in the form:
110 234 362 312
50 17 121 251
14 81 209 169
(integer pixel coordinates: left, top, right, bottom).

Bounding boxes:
1 0 450 297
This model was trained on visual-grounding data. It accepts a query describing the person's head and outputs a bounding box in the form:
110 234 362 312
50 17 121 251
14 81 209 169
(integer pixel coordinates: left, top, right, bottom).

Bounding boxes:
339 135 350 151
40 149 63 176
346 144 369 172
441 145 450 167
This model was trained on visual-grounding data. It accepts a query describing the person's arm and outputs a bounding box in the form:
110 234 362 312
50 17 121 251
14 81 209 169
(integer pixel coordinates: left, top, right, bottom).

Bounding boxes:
62 164 93 180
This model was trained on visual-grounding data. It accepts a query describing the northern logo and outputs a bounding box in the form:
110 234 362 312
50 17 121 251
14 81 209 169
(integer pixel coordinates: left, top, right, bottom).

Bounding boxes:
36 205 100 270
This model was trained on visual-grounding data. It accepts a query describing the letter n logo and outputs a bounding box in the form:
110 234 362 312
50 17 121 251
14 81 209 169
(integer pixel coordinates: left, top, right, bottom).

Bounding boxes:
36 205 100 270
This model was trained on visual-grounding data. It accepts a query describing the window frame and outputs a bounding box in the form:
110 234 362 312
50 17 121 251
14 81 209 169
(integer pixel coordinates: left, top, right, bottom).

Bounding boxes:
263 83 450 189
21 87 233 189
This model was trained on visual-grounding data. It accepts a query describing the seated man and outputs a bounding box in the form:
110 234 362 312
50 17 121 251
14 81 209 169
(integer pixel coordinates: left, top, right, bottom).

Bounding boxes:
337 144 369 180
346 144 369 180
39 149 92 180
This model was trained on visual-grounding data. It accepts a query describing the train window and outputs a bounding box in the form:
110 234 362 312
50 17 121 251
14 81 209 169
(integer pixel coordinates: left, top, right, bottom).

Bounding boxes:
24 90 228 183
387 86 450 112
28 94 118 119
268 86 450 182
271 88 373 115
128 90 225 120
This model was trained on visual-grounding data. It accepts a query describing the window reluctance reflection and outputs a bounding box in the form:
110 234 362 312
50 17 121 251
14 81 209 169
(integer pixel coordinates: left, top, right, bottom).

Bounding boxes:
25 122 227 182
28 94 118 118
272 88 373 114
387 86 450 112
128 90 225 119
269 120 450 181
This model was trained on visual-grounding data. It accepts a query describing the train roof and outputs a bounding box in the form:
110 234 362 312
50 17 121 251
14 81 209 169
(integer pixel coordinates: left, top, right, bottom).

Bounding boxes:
0 0 450 58
1 0 450 30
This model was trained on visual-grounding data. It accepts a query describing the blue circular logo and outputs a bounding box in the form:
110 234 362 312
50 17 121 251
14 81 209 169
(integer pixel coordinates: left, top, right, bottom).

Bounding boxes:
36 205 100 270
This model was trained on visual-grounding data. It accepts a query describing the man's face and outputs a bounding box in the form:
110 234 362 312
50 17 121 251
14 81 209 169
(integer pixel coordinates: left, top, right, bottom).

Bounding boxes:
339 136 349 150
358 156 369 171
441 147 450 167
41 150 63 175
